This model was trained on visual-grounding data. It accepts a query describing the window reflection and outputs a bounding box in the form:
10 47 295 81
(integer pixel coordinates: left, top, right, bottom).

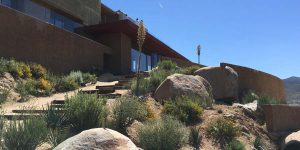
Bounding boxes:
0 0 82 32
131 49 160 72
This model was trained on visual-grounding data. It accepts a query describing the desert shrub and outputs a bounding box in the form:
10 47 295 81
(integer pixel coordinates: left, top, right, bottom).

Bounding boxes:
43 105 67 129
38 78 53 95
254 136 265 150
30 63 47 79
189 126 202 149
241 91 259 104
0 58 8 75
19 63 32 79
258 95 282 105
82 72 97 84
64 93 108 133
206 118 240 144
2 117 48 150
0 88 10 104
181 65 201 75
6 59 23 78
16 80 37 101
112 96 148 132
130 78 150 95
47 128 71 148
54 76 79 92
138 116 189 150
69 71 84 85
0 110 5 148
163 97 203 124
157 60 178 71
224 139 245 150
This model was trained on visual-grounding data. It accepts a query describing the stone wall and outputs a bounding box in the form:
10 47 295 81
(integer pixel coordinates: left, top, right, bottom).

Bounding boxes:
0 5 111 73
221 63 286 103
263 104 300 132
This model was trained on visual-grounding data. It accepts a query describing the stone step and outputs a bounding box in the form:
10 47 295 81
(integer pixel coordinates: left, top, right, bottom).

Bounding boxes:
99 93 122 99
2 114 41 120
95 86 115 94
80 89 99 94
51 100 65 105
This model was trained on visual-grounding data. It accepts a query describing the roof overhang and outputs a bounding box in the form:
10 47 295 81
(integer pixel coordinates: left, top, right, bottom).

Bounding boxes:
78 20 191 62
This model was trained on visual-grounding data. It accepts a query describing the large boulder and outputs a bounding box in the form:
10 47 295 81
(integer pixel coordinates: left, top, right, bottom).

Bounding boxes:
154 74 213 102
54 128 139 150
282 130 300 150
194 66 238 101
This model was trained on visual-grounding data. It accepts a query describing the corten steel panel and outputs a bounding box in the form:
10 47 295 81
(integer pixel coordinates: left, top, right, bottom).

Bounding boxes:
220 63 286 102
37 0 101 25
96 33 131 75
263 105 300 132
0 5 111 73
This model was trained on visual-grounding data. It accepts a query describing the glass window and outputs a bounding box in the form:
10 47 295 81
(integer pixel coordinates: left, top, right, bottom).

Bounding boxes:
1 0 11 7
131 49 154 72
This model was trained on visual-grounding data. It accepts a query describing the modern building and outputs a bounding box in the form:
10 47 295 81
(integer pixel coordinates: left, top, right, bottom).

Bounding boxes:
0 0 194 74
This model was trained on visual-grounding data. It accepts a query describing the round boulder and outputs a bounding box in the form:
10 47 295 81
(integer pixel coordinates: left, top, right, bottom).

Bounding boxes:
154 74 213 102
54 128 139 150
194 66 238 101
282 130 300 150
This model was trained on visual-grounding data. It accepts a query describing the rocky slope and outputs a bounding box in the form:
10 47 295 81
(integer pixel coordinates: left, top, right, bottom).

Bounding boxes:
284 76 300 104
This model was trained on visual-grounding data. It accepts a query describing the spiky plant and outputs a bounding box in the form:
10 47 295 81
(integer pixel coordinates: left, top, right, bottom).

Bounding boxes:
197 45 201 64
135 20 147 96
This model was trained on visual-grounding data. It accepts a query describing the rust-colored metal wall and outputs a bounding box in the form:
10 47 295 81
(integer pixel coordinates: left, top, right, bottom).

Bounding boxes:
221 63 286 102
0 5 111 73
263 104 300 132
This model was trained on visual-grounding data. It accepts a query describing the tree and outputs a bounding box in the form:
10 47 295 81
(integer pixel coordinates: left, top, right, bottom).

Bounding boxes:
135 20 147 96
197 45 201 64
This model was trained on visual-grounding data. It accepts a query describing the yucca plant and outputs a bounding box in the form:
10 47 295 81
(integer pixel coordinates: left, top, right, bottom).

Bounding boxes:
135 20 147 96
197 44 201 64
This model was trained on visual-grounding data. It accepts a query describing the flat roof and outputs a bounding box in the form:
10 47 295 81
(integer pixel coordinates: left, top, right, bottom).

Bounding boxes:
78 20 191 62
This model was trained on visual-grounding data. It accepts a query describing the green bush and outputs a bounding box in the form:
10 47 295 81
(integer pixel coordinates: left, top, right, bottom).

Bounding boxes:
54 76 79 92
181 65 201 75
258 95 282 105
7 59 23 78
157 60 178 71
47 128 71 148
206 118 240 144
0 88 10 104
138 116 189 150
224 139 245 150
16 80 37 101
241 91 259 104
130 78 150 95
189 126 202 149
69 71 84 85
0 58 8 75
254 136 265 150
82 72 97 84
0 110 5 148
30 63 47 79
64 93 108 133
112 96 148 132
163 96 203 124
43 105 67 129
19 63 32 79
2 117 48 150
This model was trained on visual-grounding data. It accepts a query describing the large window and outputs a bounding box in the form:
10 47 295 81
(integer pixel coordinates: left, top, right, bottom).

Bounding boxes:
131 49 160 72
0 0 82 32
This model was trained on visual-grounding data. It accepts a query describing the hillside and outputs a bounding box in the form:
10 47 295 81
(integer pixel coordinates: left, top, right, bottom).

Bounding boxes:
284 76 300 104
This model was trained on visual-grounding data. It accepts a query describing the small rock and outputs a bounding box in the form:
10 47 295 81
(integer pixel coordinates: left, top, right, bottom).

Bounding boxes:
282 130 300 150
126 120 143 144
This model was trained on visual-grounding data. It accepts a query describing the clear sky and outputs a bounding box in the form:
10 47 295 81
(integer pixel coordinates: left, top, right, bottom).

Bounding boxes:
102 0 300 79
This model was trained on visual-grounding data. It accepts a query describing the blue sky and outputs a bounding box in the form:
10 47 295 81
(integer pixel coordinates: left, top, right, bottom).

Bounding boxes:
102 0 300 79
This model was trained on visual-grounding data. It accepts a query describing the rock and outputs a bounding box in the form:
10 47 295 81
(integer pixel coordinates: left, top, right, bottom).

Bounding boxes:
154 74 213 102
126 120 143 144
233 101 264 124
0 72 15 90
194 66 238 101
282 130 300 150
54 128 139 150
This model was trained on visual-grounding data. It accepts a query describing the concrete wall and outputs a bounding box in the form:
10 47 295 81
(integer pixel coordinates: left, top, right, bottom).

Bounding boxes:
96 33 132 75
38 0 101 25
263 105 300 132
0 5 111 73
221 63 286 102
